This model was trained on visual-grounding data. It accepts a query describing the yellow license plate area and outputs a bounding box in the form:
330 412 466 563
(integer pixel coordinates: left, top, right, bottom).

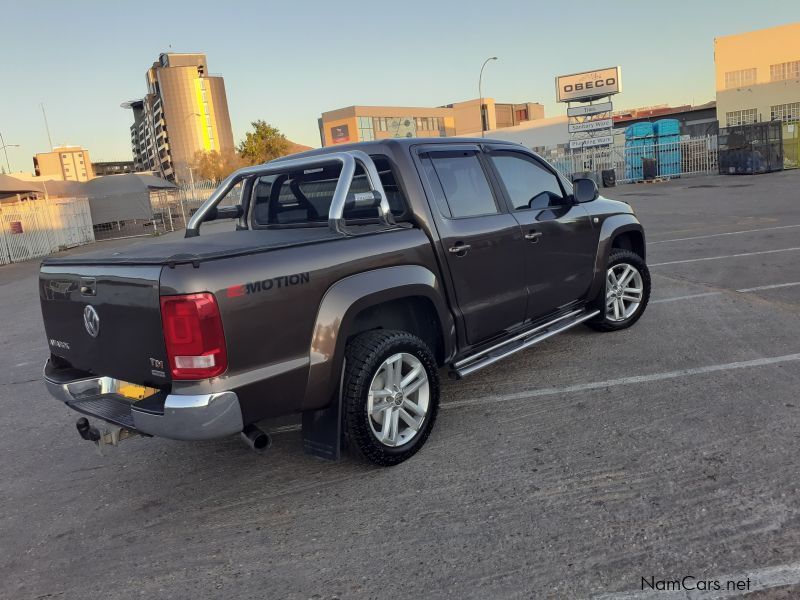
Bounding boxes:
117 383 157 401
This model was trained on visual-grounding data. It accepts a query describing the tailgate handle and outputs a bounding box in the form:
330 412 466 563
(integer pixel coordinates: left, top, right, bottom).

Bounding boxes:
80 277 96 296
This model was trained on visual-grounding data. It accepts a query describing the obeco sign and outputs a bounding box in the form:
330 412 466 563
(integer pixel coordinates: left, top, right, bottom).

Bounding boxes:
556 67 622 103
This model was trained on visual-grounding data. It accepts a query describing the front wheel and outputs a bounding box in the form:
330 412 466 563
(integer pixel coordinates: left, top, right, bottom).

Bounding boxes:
342 330 440 466
586 249 651 332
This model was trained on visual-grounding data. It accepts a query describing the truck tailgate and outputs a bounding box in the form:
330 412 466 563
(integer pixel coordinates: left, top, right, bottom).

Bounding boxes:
40 264 169 388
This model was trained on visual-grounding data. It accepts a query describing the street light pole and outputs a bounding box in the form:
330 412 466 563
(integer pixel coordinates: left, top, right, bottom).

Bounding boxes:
478 56 498 138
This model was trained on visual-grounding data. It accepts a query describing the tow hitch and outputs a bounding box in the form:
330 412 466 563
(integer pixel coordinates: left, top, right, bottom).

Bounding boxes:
76 417 139 452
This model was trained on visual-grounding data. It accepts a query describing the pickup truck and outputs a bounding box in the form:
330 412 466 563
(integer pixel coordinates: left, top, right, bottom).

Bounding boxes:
40 138 650 466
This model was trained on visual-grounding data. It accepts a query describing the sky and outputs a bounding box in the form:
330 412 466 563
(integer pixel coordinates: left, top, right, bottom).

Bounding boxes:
0 0 798 174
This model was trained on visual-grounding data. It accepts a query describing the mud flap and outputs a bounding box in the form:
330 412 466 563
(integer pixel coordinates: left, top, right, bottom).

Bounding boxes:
301 361 344 461
301 394 342 461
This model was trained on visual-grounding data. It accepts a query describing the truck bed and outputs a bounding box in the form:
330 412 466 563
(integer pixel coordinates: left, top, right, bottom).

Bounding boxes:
41 227 368 267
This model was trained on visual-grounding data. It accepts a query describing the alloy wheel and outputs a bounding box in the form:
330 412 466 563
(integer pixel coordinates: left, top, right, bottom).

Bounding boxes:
367 352 430 447
606 263 644 322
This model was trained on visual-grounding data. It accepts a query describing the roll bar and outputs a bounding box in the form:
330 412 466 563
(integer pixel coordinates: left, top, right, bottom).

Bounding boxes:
185 150 393 238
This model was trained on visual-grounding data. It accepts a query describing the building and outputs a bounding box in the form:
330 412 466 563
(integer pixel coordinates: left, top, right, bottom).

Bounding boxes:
452 101 718 158
715 23 800 127
613 101 719 138
318 98 544 146
125 53 235 182
456 115 570 151
33 146 94 182
92 160 135 177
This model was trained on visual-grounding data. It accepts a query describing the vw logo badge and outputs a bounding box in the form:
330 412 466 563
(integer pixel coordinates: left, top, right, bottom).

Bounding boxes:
83 305 100 338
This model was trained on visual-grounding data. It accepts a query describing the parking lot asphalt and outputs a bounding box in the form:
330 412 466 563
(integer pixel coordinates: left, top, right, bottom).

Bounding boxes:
1 170 799 599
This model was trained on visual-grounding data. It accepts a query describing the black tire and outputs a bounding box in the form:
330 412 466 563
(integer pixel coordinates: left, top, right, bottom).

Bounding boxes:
342 330 440 466
586 248 651 332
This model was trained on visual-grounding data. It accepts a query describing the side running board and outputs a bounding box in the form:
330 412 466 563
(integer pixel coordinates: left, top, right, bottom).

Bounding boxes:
451 309 601 379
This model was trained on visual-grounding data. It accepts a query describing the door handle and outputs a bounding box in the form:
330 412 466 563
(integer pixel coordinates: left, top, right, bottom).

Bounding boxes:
524 231 543 242
448 243 472 255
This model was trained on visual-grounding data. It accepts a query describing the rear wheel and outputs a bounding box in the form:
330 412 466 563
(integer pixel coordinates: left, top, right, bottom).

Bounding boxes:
342 330 439 466
587 249 651 332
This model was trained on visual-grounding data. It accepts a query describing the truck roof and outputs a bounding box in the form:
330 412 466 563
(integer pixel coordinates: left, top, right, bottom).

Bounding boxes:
286 136 526 160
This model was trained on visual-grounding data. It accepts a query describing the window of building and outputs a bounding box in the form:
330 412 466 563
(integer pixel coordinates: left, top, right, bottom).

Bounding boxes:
770 60 800 82
62 154 68 158
489 152 566 210
771 102 800 121
424 151 498 218
724 68 757 89
726 108 758 127
374 117 388 132
414 117 442 132
357 116 374 141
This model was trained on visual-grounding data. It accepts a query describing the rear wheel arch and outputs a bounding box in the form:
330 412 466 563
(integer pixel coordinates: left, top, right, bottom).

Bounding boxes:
348 296 445 365
304 265 454 411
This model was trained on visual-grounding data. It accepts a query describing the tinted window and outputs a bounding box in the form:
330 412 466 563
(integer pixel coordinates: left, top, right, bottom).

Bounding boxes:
428 152 498 218
490 153 566 210
251 156 406 226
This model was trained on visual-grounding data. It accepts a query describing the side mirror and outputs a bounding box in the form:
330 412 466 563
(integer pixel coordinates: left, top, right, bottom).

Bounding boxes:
206 205 244 221
572 178 599 203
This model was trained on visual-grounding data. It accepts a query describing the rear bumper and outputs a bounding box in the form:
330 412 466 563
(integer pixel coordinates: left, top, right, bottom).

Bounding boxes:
43 361 243 441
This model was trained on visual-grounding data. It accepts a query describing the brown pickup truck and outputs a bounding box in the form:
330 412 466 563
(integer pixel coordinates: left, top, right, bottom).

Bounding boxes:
40 138 650 466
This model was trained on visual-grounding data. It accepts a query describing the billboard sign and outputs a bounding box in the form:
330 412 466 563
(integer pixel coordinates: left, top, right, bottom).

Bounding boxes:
556 67 621 103
568 118 613 133
567 101 613 117
569 136 614 149
330 124 350 144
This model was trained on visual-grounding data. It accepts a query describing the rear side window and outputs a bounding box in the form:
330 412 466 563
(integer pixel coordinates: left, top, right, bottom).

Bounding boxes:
251 156 406 226
423 152 498 218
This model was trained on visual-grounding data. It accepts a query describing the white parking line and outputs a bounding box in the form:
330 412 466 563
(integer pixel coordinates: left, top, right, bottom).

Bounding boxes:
650 292 722 304
737 281 800 293
444 353 800 410
591 560 800 599
649 223 800 244
650 247 800 267
266 354 800 435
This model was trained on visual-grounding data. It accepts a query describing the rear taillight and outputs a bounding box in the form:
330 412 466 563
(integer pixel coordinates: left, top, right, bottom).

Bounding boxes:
160 293 227 380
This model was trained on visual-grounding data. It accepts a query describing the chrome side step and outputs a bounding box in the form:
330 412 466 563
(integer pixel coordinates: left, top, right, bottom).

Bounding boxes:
451 309 600 379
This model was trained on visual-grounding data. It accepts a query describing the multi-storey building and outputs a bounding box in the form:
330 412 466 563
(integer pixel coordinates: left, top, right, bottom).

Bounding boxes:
318 98 544 147
125 53 235 182
33 146 93 181
715 23 800 127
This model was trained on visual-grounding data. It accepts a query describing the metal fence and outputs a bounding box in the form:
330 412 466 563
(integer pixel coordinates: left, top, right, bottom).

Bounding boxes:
546 135 719 184
92 181 241 241
783 121 799 170
0 197 94 266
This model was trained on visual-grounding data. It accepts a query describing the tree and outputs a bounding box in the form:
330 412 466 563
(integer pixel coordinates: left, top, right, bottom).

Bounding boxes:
190 148 244 182
238 120 291 165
